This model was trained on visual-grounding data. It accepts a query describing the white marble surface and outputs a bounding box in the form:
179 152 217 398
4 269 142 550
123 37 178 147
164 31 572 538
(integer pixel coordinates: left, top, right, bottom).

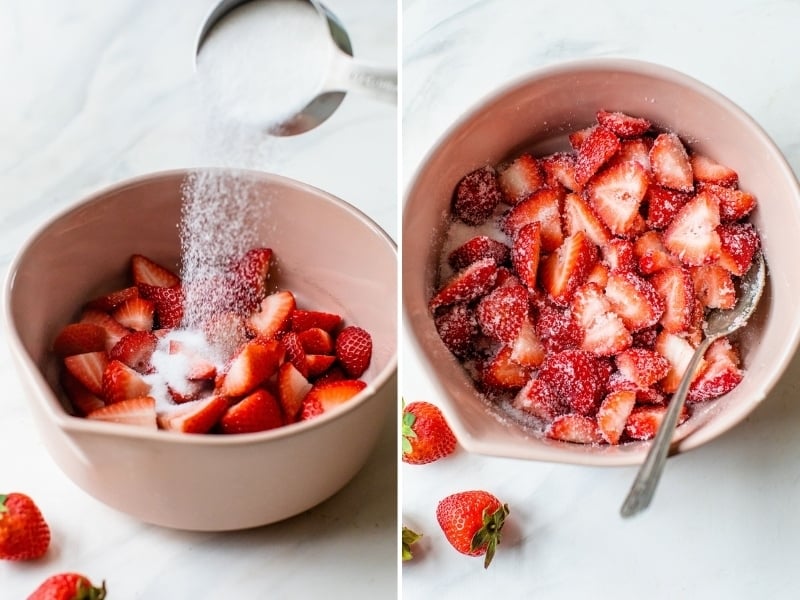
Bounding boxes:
401 1 800 598
0 0 397 598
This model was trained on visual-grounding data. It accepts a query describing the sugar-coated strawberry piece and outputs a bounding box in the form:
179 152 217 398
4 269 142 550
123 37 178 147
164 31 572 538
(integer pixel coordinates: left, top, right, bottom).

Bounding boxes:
80 308 130 351
217 339 284 398
306 354 337 378
87 396 157 429
102 359 152 405
276 361 312 422
63 351 109 396
597 389 637 445
571 282 632 356
434 303 479 359
546 414 604 444
614 138 652 171
654 330 704 393
631 325 660 350
596 110 651 138
157 395 229 434
502 188 564 252
649 132 693 192
615 348 671 388
498 153 545 204
84 285 140 312
574 126 620 185
139 283 184 329
297 327 334 355
509 319 546 368
586 262 610 288
690 154 738 187
568 125 595 150
534 303 581 353
604 271 664 332
511 222 541 291
606 371 667 404
219 389 284 434
689 337 743 402
541 152 579 191
203 311 249 358
699 183 757 223
539 231 598 306
335 325 373 378
429 257 499 311
109 330 158 374
112 296 155 332
302 379 367 416
645 185 692 230
282 331 309 378
247 290 295 339
563 192 611 248
449 235 510 271
633 230 676 274
538 348 611 416
168 378 211 404
691 264 736 310
452 165 503 225
475 284 528 344
650 266 696 333
586 160 649 237
290 309 343 333
663 191 721 266
624 404 690 441
52 322 107 357
717 222 760 276
481 346 530 391
131 254 180 288
602 238 636 272
61 371 105 416
234 247 273 311
513 376 564 421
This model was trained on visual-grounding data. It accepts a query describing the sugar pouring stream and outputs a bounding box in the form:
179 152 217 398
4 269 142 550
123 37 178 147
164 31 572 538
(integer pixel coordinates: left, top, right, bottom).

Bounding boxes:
196 0 397 135
620 252 766 518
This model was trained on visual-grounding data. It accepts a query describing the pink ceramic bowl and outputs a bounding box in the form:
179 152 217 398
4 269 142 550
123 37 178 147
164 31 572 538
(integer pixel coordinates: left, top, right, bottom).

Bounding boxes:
5 169 397 530
403 58 800 466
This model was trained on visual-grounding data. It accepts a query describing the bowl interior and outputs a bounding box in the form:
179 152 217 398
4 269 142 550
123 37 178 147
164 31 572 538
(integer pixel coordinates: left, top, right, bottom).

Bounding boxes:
403 59 800 465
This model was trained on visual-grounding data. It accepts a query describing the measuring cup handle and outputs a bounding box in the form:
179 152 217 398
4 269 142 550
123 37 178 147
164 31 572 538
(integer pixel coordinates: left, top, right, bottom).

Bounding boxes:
344 60 397 104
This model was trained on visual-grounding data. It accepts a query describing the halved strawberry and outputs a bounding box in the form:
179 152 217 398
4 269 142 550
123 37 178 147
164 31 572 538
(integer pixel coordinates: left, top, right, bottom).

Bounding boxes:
512 376 564 421
654 330 703 393
61 371 105 416
112 296 155 332
689 337 743 402
131 254 180 288
139 284 184 329
219 389 284 434
276 361 312 422
87 396 157 429
217 339 284 398
303 379 367 415
597 389 637 445
53 323 107 357
306 354 337 378
691 264 736 310
539 231 598 306
498 153 544 204
448 235 510 271
717 222 760 276
596 110 651 138
63 351 109 396
586 160 649 237
571 282 632 356
510 319 546 368
663 191 721 266
624 404 690 441
167 339 217 380
157 395 229 434
297 327 334 355
102 359 152 405
109 330 158 374
289 309 343 333
429 258 499 311
534 303 581 353
452 165 503 225
563 192 611 248
282 331 309 377
538 348 611 416
633 230 676 274
475 284 528 344
574 126 620 185
568 125 595 151
541 152 579 191
230 247 273 314
615 348 671 388
650 266 696 333
434 303 479 358
80 308 130 351
511 222 541 290
607 372 667 405
84 286 139 312
335 326 373 378
614 138 652 171
546 413 604 444
481 346 530 391
649 132 693 192
167 378 211 404
604 271 664 332
247 290 296 339
501 188 563 252
586 262 610 288
645 185 691 230
690 154 738 187
602 238 636 272
700 183 756 223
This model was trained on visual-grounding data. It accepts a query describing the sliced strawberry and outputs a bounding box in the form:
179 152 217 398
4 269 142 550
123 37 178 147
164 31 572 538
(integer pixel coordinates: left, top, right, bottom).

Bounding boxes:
247 290 296 339
541 152 579 191
689 337 743 402
168 379 211 404
303 379 367 414
663 191 721 266
297 327 334 355
700 183 757 223
306 354 337 378
217 339 284 398
167 339 217 380
631 325 660 350
282 331 309 377
571 282 632 357
230 247 273 314
614 138 652 171
53 322 107 357
84 286 139 312
481 346 530 391
61 371 105 416
607 374 667 405
690 154 738 187
276 361 312 422
87 396 157 429
501 188 563 252
448 235 510 271
429 257 499 311
586 160 649 237
691 264 736 310
131 254 180 288
596 110 651 138
645 185 691 230
650 266 696 333
597 389 637 445
498 153 545 204
538 348 611 416
63 351 109 396
102 359 152 405
452 165 503 225
539 231 598 306
534 303 581 353
335 325 373 378
109 330 158 374
434 303 479 359
574 126 620 185
512 376 564 421
602 238 636 272
511 222 542 290
139 283 184 329
475 284 528 344
633 230 676 274
219 389 284 434
586 261 609 288
112 296 155 332
313 364 347 386
624 404 690 441
157 395 229 434
604 271 664 332
510 319 546 368
546 414 604 444
649 132 693 192
654 330 703 393
568 125 595 151
289 309 343 333
563 192 611 248
80 308 130 351
615 348 671 388
717 222 760 276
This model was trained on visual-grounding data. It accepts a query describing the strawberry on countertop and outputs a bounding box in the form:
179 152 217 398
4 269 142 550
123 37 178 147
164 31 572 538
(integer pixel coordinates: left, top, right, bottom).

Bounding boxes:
402 401 457 465
436 490 509 569
0 492 50 561
27 572 106 600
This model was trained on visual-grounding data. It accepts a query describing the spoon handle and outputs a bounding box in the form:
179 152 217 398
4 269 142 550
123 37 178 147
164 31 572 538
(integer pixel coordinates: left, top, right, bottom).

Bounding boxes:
620 335 714 518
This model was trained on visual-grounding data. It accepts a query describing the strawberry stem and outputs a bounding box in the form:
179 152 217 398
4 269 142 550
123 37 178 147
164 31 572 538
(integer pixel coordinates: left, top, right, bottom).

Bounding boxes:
470 503 509 569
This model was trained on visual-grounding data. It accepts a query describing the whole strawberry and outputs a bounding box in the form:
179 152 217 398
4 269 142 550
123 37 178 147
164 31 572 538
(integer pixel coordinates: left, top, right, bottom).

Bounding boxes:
402 401 456 464
335 326 372 378
0 493 50 561
28 573 106 600
436 490 509 569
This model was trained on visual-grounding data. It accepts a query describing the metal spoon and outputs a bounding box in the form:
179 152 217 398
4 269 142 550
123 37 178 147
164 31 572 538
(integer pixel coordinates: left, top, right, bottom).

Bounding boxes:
620 252 766 518
196 0 397 136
